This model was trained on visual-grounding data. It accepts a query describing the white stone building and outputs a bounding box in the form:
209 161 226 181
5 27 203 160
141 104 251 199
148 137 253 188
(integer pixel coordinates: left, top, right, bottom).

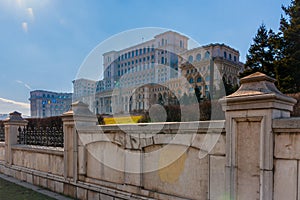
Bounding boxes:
73 31 244 114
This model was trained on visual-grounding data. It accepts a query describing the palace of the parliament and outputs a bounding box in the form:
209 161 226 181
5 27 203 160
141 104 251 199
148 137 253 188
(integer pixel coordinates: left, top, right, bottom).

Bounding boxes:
73 31 244 115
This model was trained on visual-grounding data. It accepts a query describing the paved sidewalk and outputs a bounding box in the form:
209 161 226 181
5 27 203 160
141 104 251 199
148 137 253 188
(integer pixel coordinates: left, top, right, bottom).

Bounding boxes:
0 173 73 200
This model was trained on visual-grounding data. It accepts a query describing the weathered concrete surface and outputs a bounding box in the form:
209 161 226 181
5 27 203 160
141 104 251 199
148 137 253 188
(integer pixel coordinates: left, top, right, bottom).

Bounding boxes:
274 159 298 200
11 146 64 176
209 155 226 200
236 121 260 200
275 133 300 159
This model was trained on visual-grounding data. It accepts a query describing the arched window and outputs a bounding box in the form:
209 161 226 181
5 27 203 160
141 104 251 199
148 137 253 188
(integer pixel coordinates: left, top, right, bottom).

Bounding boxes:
188 55 193 63
189 78 194 83
196 54 201 61
205 51 210 59
197 77 202 83
224 52 227 59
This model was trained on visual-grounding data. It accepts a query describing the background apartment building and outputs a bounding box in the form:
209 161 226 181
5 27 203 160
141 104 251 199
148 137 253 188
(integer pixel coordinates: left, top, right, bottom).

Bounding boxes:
30 90 72 118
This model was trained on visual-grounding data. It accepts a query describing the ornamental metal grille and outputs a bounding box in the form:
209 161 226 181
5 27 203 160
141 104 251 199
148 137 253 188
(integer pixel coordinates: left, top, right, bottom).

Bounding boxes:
18 126 64 147
0 125 4 142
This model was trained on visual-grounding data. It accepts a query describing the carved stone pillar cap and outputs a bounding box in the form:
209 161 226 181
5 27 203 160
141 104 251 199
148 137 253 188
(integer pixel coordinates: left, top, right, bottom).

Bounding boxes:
220 72 297 111
71 101 94 116
225 72 296 103
4 111 27 123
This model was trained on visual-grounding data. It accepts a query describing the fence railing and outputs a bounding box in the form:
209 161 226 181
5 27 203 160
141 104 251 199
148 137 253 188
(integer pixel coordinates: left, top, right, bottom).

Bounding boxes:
18 126 64 147
0 125 4 142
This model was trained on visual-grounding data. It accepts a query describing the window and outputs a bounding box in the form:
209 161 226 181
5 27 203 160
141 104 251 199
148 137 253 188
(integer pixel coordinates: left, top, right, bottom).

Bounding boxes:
180 40 183 48
143 48 146 54
161 57 165 64
136 50 138 56
229 54 232 60
132 51 134 57
188 55 193 63
162 38 164 46
224 52 227 59
189 78 194 83
234 56 237 62
205 51 210 59
196 54 201 61
140 49 142 55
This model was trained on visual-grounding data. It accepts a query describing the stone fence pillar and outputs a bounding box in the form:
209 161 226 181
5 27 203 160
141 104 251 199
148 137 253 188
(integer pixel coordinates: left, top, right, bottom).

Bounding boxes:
3 111 28 165
220 72 297 200
62 101 98 182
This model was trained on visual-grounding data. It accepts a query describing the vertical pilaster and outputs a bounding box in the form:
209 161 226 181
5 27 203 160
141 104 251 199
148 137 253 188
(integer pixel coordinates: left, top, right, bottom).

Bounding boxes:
220 72 297 200
62 101 98 182
3 111 28 165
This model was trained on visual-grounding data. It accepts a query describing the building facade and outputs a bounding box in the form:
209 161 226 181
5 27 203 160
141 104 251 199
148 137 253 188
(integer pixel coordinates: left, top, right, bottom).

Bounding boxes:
30 90 72 118
73 31 244 115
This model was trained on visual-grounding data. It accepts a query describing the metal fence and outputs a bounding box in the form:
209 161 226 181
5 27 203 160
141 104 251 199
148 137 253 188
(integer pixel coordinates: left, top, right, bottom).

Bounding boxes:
18 126 64 147
0 126 4 142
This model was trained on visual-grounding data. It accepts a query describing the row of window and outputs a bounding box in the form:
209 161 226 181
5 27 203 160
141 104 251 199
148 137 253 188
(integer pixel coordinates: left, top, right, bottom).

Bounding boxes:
224 52 237 62
118 55 155 67
189 77 202 83
34 94 71 99
186 66 210 74
118 46 155 61
118 63 155 76
188 51 211 63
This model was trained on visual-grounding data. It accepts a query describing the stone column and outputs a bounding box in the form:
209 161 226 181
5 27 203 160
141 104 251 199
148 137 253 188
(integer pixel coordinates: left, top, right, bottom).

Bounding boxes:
62 101 98 182
220 72 296 200
3 111 28 165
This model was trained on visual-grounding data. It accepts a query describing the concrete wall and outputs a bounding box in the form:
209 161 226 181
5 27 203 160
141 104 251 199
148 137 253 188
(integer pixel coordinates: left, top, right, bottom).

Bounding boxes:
0 142 4 161
79 122 226 200
11 145 64 176
0 73 299 200
273 118 300 200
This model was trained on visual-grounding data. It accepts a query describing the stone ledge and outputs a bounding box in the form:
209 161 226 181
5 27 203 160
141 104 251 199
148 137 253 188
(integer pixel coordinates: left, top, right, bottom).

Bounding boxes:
11 145 64 156
273 118 300 132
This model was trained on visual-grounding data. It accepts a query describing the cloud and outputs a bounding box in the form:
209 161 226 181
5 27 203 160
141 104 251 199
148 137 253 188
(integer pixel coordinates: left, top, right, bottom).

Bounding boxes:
16 80 32 90
0 97 30 116
22 22 28 33
27 7 34 21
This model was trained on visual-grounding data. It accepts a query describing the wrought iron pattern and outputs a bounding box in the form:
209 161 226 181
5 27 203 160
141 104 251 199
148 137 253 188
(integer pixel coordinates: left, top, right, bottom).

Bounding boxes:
18 126 64 147
0 125 4 142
